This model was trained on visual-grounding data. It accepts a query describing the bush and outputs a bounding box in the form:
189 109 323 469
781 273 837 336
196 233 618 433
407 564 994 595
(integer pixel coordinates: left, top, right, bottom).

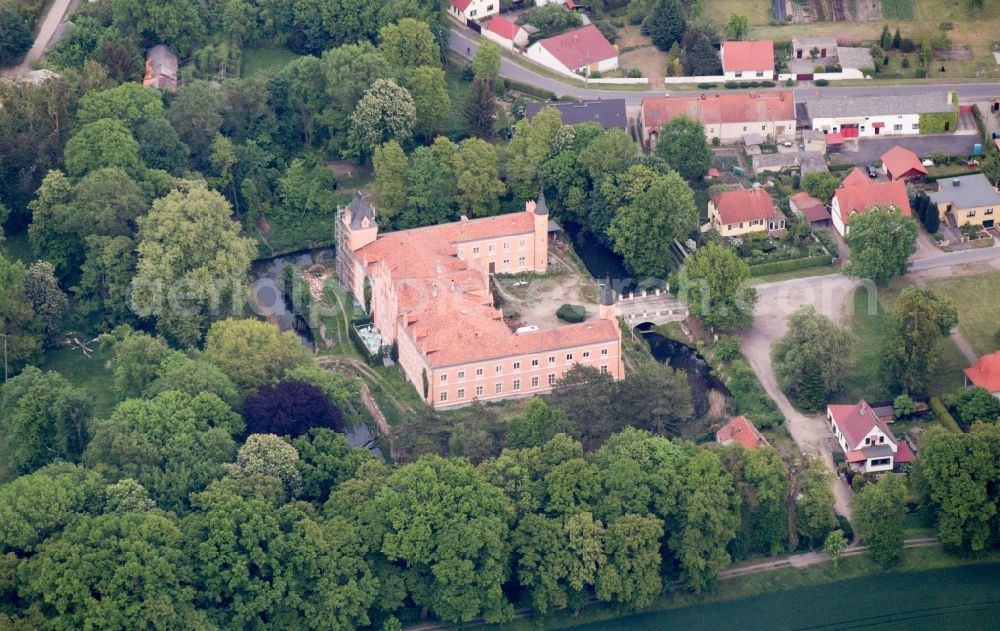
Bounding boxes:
556 304 586 323
724 81 738 89
785 78 794 87
836 513 854 542
929 396 962 433
504 79 557 101
627 67 642 78
589 71 603 79
711 136 721 146
738 81 751 88
894 394 917 419
814 65 825 73
725 359 784 428
749 254 831 276
760 80 776 87
698 82 717 89
814 78 829 87
713 336 742 362
749 81 760 88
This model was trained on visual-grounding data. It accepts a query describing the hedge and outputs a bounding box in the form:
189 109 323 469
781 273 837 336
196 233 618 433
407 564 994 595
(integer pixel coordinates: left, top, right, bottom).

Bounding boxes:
814 79 829 86
919 111 958 134
698 82 717 89
505 79 557 101
925 170 980 184
348 318 387 367
749 254 831 276
556 303 586 323
929 396 963 433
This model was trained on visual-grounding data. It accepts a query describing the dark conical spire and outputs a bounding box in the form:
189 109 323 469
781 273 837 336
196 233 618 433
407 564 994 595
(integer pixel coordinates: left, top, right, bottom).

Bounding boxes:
534 190 549 215
600 275 614 306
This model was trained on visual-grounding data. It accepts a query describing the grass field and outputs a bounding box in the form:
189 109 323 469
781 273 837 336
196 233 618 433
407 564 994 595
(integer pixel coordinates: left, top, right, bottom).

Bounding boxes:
836 287 967 402
883 0 915 20
924 270 1000 356
37 345 117 420
242 47 301 77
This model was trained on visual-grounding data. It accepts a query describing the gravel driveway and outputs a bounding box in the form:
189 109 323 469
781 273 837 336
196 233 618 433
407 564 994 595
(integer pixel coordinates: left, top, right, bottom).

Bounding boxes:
831 134 978 166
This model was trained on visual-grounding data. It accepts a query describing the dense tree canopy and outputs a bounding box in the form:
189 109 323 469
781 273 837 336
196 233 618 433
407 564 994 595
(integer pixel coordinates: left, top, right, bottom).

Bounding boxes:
203 319 313 394
882 287 958 394
654 116 711 180
845 209 919 285
679 244 758 332
853 474 906 566
772 306 853 411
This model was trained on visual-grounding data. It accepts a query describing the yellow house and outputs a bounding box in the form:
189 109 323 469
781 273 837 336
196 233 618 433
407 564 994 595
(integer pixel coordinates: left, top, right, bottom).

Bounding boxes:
708 187 785 237
928 174 1000 229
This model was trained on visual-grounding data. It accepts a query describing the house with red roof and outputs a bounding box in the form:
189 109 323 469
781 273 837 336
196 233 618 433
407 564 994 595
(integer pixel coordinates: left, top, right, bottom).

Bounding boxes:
720 40 775 80
830 179 911 237
881 146 927 181
708 187 786 237
789 191 831 226
482 14 528 50
524 25 618 78
827 400 915 473
841 167 873 189
336 192 623 409
716 416 770 450
964 351 1000 398
448 0 498 22
640 92 795 146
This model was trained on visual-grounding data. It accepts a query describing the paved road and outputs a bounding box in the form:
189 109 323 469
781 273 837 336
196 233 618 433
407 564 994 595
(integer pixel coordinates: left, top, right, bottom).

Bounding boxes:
9 0 75 77
449 25 1000 105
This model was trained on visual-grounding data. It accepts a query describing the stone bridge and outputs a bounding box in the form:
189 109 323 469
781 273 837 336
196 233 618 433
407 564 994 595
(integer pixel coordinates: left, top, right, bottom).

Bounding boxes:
615 288 688 326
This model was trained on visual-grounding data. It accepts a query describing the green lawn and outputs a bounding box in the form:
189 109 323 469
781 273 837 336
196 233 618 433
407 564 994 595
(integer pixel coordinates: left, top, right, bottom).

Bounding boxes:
924 271 1000 357
836 287 967 402
242 47 301 77
38 345 117 420
253 192 352 257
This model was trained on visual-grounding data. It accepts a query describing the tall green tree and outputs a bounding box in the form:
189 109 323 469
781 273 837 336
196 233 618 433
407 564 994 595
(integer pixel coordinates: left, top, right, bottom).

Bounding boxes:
723 13 749 40
400 145 458 228
507 398 578 450
111 0 207 54
595 514 664 607
349 79 415 157
454 138 505 218
801 172 840 202
372 141 409 225
771 306 853 411
203 318 312 394
510 512 580 614
23 261 68 345
63 118 145 179
882 287 957 394
506 107 563 200
0 367 89 477
0 253 42 371
0 1 31 64
578 128 636 183
845 209 919 285
549 365 618 450
740 447 791 556
406 66 450 139
680 26 721 75
472 41 502 83
105 325 172 399
464 76 498 140
131 183 256 346
616 362 693 436
654 115 711 180
649 0 686 51
75 235 138 323
144 351 240 407
378 17 440 69
608 168 698 278
166 80 224 161
796 459 838 545
679 243 758 331
853 474 906 566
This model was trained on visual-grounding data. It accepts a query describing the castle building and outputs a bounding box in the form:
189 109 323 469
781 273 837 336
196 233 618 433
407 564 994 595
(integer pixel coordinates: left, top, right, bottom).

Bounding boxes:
336 192 624 408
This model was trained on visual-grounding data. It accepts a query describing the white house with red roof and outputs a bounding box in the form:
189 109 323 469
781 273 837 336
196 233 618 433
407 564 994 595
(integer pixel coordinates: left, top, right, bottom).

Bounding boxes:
881 146 927 182
716 416 770 450
964 351 1000 398
720 40 775 80
708 187 786 237
830 179 912 237
524 25 618 78
482 15 528 50
827 400 915 473
640 92 795 146
448 0 498 22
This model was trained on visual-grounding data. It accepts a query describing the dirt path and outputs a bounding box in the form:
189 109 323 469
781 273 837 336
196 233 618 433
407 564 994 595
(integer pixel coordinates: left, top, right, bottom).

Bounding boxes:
8 0 75 77
949 330 979 364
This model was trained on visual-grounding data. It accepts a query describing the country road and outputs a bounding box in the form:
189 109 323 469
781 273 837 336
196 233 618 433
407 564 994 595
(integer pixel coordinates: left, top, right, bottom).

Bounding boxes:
402 537 941 631
8 0 76 77
448 25 1000 105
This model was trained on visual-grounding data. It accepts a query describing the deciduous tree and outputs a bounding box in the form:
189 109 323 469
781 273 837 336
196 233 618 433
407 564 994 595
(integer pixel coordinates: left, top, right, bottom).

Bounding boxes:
649 0 686 51
406 65 450 139
801 172 840 202
472 40 502 82
853 474 906 566
771 306 853 411
0 254 42 371
105 325 172 399
203 319 312 394
679 243 758 331
454 137 505 217
595 513 664 607
349 79 415 157
506 107 563 200
823 529 848 566
63 118 144 179
378 17 440 69
653 115 711 180
23 261 68 344
796 458 838 545
549 365 618 449
616 362 693 436
243 380 344 437
882 287 957 394
507 398 578 449
372 141 409 225
723 13 749 40
845 209 919 285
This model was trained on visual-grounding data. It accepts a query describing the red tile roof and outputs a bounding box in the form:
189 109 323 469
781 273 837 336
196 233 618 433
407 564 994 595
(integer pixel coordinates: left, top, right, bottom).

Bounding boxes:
832 179 911 225
721 40 775 72
841 167 871 188
486 15 521 40
536 25 617 71
790 191 831 222
712 187 782 225
964 351 1000 392
825 132 845 145
881 145 927 180
716 416 769 450
642 92 794 132
828 400 898 451
451 0 473 10
895 443 915 463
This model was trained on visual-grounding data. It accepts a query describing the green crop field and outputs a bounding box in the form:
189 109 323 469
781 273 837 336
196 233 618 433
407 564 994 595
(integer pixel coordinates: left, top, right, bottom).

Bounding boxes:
571 564 1000 630
882 0 914 20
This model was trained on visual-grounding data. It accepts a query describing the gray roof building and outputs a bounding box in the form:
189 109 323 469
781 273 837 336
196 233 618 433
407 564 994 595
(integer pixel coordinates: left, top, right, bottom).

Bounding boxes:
928 174 1000 210
801 92 955 120
523 99 627 129
348 191 376 229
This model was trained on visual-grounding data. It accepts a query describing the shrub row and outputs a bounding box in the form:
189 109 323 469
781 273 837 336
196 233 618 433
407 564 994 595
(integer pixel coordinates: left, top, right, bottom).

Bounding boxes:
723 80 777 89
814 78 829 86
929 396 963 433
724 358 784 428
749 254 831 277
504 79 557 101
925 170 981 184
697 82 717 89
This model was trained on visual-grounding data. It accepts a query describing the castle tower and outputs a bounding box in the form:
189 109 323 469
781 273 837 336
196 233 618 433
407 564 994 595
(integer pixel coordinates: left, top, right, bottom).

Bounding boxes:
532 190 549 273
343 190 378 251
599 275 616 321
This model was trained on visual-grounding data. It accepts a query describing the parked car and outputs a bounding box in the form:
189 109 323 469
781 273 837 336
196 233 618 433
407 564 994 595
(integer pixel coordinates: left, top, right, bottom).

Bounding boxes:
865 165 878 178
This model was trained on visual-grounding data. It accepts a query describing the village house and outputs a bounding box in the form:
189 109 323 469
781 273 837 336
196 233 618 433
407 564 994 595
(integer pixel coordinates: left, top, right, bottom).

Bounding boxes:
336 192 624 409
964 351 1000 398
881 146 927 182
788 37 874 76
523 98 627 129
800 92 956 138
789 191 832 227
143 45 178 91
927 173 1000 230
448 0 499 22
708 187 786 237
716 415 769 449
640 91 795 147
482 14 528 50
827 400 915 473
524 25 619 78
830 179 912 237
720 40 775 80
